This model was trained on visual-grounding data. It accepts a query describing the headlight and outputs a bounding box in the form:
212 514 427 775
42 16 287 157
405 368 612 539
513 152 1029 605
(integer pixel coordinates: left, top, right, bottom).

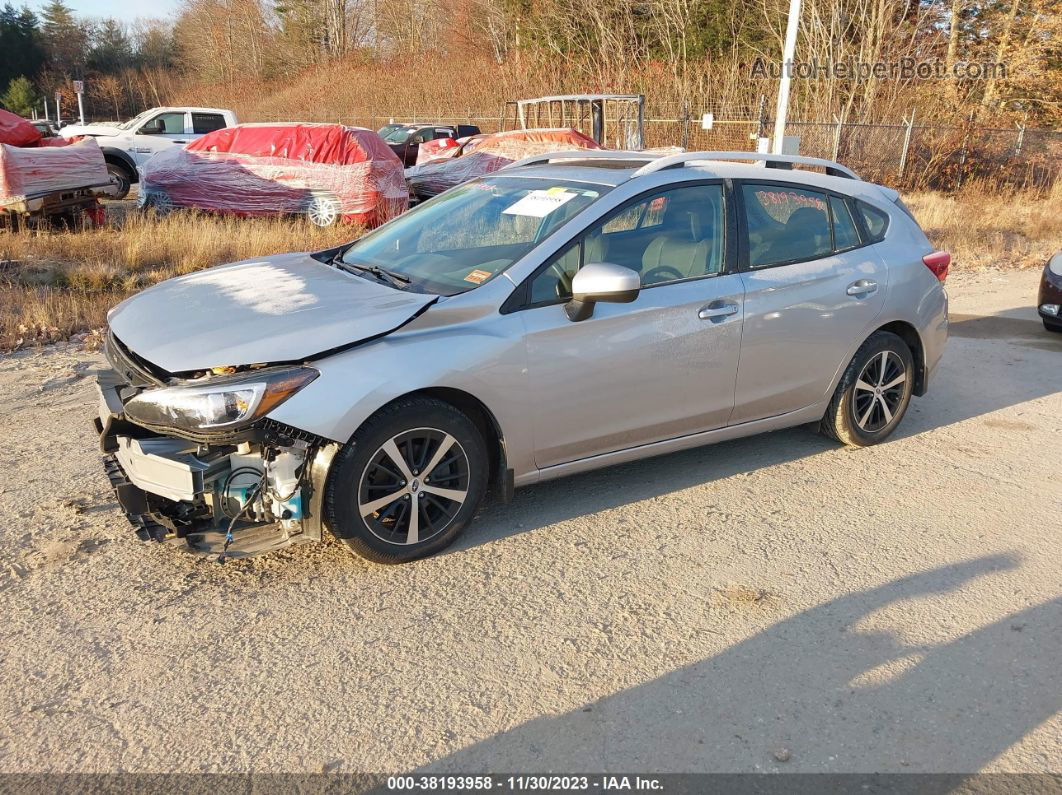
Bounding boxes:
1049 253 1062 277
124 367 318 431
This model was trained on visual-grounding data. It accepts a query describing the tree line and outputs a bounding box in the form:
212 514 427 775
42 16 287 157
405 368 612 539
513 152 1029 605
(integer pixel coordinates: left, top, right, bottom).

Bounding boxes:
1 0 1058 126
0 0 177 120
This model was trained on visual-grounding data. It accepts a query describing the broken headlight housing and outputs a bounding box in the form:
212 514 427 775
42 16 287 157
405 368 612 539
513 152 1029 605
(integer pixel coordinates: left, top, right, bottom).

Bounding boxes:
124 367 318 432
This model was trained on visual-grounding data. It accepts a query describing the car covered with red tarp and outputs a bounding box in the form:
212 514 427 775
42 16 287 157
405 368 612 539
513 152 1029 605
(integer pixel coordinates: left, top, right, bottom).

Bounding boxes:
139 123 409 227
405 128 602 201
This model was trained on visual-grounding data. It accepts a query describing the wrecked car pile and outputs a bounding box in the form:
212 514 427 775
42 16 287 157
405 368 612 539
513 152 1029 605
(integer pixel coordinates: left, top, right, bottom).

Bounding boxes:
138 123 409 227
0 108 110 224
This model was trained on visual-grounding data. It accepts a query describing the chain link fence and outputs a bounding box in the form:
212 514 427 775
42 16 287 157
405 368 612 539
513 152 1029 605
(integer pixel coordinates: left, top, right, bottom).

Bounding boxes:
264 104 1061 192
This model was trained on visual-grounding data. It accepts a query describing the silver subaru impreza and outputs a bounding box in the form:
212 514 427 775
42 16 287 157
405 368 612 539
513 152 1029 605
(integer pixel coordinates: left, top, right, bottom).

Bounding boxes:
95 151 948 563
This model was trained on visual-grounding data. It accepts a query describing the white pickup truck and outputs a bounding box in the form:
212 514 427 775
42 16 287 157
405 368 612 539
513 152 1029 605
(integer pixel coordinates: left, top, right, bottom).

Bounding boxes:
60 107 237 199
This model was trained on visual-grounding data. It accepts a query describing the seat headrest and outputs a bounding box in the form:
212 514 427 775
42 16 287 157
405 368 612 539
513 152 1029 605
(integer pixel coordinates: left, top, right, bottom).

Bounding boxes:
662 196 712 241
786 206 829 234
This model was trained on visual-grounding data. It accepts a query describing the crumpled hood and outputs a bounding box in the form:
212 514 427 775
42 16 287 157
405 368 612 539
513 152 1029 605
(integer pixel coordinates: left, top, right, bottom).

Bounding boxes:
107 252 436 373
61 124 122 139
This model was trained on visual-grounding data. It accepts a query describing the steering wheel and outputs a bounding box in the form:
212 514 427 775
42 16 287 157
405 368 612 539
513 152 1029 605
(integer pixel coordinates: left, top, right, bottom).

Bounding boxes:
641 265 684 285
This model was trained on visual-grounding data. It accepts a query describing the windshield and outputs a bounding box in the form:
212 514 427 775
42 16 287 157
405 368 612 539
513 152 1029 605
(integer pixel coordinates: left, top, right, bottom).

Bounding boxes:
381 126 414 143
118 109 154 130
340 176 607 295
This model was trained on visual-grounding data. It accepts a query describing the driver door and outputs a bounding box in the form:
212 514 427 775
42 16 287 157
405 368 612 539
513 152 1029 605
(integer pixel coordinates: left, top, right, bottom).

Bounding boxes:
131 111 190 166
515 183 745 469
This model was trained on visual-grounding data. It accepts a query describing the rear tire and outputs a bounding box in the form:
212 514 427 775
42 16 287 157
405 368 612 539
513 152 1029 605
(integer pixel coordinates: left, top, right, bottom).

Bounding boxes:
820 331 915 447
106 163 132 200
325 397 488 564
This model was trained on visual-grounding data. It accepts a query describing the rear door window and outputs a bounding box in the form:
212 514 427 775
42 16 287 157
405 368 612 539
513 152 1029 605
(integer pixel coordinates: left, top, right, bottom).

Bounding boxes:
743 185 831 267
192 113 226 134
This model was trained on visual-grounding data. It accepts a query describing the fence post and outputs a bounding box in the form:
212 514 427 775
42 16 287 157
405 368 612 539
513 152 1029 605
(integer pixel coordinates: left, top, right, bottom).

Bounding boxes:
898 109 915 180
831 114 842 161
681 102 690 150
756 94 768 139
1014 120 1025 156
956 110 974 190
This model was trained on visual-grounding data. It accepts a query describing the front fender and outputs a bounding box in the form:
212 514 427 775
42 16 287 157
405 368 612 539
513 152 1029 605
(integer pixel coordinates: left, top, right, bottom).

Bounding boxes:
265 310 536 481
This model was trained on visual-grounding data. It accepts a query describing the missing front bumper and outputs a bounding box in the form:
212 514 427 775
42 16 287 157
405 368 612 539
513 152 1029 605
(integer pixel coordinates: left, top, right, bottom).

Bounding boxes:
95 372 339 559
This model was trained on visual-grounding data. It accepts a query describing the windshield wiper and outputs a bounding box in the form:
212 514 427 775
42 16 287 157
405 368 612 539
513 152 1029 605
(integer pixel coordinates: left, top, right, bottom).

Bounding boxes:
332 256 411 289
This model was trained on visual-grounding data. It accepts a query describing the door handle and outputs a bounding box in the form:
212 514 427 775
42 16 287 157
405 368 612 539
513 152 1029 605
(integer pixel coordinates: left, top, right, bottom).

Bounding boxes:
173 139 188 144
698 301 740 321
846 279 878 297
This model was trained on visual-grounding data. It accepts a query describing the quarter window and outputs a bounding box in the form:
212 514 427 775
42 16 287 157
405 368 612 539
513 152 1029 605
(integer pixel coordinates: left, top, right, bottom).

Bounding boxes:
857 201 890 241
830 196 860 250
529 183 725 304
743 185 831 267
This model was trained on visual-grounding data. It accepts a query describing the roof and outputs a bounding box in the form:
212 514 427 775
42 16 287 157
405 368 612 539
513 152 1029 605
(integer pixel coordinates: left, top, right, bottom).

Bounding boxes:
498 152 894 201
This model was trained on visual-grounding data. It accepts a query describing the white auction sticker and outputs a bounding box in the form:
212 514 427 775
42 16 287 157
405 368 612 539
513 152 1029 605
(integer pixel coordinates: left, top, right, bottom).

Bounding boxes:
502 188 578 218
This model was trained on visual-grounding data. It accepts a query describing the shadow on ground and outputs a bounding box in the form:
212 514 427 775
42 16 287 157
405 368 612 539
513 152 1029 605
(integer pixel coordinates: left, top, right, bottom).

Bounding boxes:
418 555 1060 775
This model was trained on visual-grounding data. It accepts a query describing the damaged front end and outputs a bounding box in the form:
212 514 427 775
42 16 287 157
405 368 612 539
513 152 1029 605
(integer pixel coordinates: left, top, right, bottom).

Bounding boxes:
95 332 339 560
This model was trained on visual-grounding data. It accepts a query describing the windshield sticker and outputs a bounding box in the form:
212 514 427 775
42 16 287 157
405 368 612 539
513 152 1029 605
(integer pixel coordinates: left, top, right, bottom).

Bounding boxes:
502 189 578 218
463 269 493 284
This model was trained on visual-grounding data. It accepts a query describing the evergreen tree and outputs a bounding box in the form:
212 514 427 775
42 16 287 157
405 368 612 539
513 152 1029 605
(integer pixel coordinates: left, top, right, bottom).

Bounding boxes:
40 0 87 75
1 75 41 116
87 18 133 73
0 4 46 88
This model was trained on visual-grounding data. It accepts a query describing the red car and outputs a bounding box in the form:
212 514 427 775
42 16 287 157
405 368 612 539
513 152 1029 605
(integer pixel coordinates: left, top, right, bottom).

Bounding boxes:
139 123 408 227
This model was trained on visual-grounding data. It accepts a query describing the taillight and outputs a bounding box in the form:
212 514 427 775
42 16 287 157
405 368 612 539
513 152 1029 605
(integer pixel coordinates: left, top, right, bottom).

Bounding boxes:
923 250 950 283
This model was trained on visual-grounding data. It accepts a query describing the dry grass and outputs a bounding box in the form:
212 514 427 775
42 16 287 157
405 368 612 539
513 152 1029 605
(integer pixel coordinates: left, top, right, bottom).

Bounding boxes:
1 187 1058 351
0 211 353 350
905 181 1062 270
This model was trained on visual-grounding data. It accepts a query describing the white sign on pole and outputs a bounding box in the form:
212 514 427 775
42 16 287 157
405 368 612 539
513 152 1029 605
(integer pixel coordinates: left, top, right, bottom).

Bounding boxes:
700 113 714 130
74 81 86 124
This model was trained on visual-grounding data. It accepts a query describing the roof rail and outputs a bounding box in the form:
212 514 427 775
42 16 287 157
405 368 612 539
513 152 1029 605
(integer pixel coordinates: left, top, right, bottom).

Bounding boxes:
632 151 860 180
503 150 655 171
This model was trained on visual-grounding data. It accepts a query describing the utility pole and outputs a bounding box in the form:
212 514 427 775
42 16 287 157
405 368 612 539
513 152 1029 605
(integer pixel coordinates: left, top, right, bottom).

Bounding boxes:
772 0 802 154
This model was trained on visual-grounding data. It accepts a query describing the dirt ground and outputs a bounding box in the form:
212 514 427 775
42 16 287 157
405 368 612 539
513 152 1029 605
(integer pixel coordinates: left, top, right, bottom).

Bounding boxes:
0 268 1058 775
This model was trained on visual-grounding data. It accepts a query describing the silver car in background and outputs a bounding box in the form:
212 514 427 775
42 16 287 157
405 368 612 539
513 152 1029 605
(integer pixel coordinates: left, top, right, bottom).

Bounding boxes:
95 151 949 563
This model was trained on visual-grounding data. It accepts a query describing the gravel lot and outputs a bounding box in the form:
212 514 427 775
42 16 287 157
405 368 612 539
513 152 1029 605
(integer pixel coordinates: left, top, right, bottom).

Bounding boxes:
0 268 1058 774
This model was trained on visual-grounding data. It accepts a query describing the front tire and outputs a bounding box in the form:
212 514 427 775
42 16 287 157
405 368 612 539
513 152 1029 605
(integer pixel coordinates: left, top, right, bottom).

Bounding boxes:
306 193 341 227
325 397 488 564
820 331 915 447
1043 318 1062 334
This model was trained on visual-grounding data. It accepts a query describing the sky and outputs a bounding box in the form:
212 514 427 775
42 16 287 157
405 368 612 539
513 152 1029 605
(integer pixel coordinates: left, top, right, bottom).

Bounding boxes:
26 0 180 21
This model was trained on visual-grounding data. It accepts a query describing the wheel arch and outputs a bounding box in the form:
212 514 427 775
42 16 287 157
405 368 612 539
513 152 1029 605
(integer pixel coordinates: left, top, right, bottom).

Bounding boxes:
364 387 513 503
100 147 138 183
873 320 926 396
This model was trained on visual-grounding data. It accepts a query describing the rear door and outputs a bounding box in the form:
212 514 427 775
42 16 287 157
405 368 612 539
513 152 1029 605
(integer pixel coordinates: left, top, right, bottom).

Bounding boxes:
730 182 887 424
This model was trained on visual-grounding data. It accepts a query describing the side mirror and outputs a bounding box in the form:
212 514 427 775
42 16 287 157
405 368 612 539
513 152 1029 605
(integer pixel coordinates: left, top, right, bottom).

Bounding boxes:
139 120 164 135
565 262 640 322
